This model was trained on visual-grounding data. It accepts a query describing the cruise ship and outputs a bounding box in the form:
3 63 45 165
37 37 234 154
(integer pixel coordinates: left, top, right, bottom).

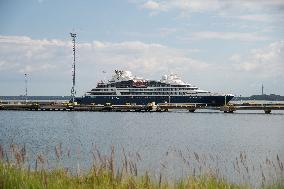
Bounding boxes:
75 70 234 106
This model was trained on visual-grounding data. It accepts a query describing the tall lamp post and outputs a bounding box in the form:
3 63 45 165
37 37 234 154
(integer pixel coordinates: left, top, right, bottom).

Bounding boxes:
70 33 77 103
25 73 28 104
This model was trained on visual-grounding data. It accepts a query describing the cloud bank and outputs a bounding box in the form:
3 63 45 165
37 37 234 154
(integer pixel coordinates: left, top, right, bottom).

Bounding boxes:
0 35 208 95
189 32 269 42
232 41 284 77
0 35 283 95
138 0 284 22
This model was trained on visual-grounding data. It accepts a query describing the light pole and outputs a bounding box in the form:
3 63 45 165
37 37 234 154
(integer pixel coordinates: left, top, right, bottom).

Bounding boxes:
70 33 77 103
25 73 28 104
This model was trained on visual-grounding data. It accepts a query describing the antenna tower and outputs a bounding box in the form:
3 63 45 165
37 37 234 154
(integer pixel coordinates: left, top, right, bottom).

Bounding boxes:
70 33 77 103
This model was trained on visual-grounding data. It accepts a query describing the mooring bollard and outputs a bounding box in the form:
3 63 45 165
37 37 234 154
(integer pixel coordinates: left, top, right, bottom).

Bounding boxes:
220 105 235 113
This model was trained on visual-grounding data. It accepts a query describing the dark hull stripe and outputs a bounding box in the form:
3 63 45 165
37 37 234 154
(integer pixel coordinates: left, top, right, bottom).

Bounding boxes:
75 95 234 106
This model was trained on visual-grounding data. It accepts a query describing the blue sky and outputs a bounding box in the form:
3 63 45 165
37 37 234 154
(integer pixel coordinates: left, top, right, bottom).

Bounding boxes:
0 0 283 96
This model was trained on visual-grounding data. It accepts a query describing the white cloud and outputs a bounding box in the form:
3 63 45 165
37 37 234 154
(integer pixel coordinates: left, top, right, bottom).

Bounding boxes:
141 0 220 12
78 40 209 76
0 35 209 94
0 35 208 75
189 31 269 42
225 0 284 12
231 41 284 77
0 35 69 75
158 27 178 37
235 14 271 22
156 0 284 12
136 0 284 22
1 35 283 96
142 1 162 10
171 0 220 12
0 35 68 47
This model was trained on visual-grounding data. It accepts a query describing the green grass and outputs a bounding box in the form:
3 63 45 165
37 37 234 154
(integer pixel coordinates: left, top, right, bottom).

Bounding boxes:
0 162 251 189
0 144 283 189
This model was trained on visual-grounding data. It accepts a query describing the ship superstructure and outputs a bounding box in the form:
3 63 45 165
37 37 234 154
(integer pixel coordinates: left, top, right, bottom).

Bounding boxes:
75 70 234 106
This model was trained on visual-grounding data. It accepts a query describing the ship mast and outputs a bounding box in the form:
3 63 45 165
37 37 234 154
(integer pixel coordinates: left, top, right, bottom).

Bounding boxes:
70 33 77 103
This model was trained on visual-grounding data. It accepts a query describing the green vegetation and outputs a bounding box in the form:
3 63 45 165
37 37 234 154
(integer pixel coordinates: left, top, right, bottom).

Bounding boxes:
0 163 250 189
0 144 283 189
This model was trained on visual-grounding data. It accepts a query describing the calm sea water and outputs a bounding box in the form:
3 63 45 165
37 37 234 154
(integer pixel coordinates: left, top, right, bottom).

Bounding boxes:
0 110 284 186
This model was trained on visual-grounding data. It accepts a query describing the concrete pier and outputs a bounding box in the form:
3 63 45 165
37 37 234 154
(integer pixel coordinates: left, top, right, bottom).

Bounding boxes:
0 101 284 114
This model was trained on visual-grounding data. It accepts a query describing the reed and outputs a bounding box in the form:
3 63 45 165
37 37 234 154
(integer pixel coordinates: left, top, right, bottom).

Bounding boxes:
0 144 283 189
